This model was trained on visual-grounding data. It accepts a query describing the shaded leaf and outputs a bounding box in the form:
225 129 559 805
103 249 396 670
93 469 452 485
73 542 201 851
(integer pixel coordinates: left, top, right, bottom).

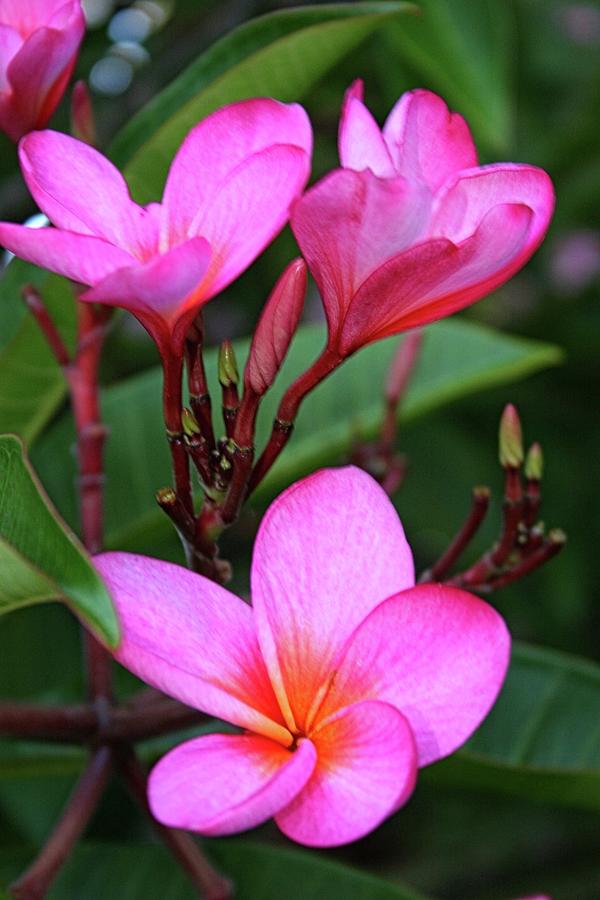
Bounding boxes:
0 435 118 645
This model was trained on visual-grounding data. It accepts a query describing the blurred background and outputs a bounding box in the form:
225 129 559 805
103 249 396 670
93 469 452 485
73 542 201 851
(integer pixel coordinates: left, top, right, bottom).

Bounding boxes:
0 1 598 897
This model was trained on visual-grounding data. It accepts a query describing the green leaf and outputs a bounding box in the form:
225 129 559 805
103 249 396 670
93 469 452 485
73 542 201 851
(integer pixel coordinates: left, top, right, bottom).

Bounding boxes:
0 435 118 645
33 319 562 552
426 642 600 810
110 2 417 203
382 0 514 153
0 262 75 444
0 841 432 899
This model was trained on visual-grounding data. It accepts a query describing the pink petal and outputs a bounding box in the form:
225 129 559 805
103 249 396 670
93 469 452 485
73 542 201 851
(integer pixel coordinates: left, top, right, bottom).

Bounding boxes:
431 163 554 247
94 552 292 746
19 131 156 255
338 80 395 177
149 732 316 836
383 89 478 193
0 24 21 89
317 583 511 766
291 168 429 344
80 237 211 350
251 467 414 734
192 144 311 299
275 700 417 847
161 98 312 245
339 202 535 352
0 221 134 283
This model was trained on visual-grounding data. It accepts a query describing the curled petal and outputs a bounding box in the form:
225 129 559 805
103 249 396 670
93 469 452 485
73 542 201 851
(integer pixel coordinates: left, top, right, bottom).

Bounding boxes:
338 79 395 177
19 131 156 254
161 97 312 245
275 700 417 847
94 552 291 745
318 583 511 766
383 89 478 192
0 221 134 283
339 202 536 353
149 732 316 836
251 466 414 734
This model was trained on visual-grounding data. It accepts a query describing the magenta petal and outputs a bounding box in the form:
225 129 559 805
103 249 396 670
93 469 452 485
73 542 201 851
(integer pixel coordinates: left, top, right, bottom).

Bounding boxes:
383 89 478 192
0 222 134 283
291 168 429 342
94 553 291 745
19 131 156 254
193 143 311 299
338 83 395 177
275 700 417 847
251 466 414 733
80 237 211 347
149 732 316 836
339 202 535 351
318 583 511 766
162 98 312 243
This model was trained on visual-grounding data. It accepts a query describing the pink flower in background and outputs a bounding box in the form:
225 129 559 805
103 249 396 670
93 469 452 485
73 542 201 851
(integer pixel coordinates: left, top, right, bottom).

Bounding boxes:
0 0 85 142
0 99 312 354
291 82 555 357
95 467 510 847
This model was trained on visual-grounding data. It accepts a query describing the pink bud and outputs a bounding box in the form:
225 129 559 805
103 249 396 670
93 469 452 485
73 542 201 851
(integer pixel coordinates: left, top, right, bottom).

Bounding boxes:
71 80 96 146
244 258 307 396
0 0 86 143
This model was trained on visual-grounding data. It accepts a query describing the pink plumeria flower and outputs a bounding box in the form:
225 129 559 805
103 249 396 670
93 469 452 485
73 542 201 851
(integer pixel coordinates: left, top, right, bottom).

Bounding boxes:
0 99 312 355
291 82 554 357
0 0 85 142
95 467 510 847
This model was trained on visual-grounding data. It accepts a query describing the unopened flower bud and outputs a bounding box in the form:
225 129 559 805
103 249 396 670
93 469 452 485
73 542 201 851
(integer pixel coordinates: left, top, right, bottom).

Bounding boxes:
525 442 543 481
71 81 96 146
244 258 307 396
499 404 524 468
218 340 239 388
181 407 200 437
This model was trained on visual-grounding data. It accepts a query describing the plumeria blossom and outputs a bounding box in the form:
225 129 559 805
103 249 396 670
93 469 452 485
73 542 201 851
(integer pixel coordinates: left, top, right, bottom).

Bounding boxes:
95 466 510 847
0 99 312 354
0 0 85 142
291 82 555 357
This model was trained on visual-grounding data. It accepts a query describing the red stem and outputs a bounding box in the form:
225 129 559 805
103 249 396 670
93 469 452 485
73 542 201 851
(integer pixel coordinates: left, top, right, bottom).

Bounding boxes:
162 347 193 516
420 486 491 582
9 747 113 900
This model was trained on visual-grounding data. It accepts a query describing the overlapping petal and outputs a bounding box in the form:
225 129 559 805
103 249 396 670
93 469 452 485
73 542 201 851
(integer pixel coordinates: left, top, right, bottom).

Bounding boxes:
317 583 511 766
382 89 478 192
94 552 291 745
149 732 316 835
161 98 311 245
251 466 414 733
19 131 157 255
275 701 417 847
338 80 395 177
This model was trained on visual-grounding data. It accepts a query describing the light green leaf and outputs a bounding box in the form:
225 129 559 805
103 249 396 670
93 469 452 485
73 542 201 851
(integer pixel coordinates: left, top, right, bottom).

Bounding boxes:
33 319 562 552
110 2 417 203
0 262 75 443
0 435 118 645
0 841 432 899
426 642 600 810
383 0 514 153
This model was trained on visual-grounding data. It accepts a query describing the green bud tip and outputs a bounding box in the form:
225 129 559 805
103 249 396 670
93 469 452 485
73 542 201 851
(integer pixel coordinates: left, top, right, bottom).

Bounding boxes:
525 442 543 481
548 528 567 545
218 340 239 387
499 403 524 468
181 407 200 437
156 487 176 505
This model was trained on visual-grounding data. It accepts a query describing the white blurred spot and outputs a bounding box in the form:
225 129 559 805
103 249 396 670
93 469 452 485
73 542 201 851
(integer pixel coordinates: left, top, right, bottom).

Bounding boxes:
90 56 133 96
551 230 600 294
111 40 150 68
135 0 172 30
108 7 152 43
81 0 115 29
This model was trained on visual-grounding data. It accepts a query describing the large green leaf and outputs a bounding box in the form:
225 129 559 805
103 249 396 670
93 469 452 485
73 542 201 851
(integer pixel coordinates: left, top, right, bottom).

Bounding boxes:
382 0 514 153
0 262 74 444
110 2 416 202
33 319 562 551
426 642 600 810
0 841 431 899
0 435 118 645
